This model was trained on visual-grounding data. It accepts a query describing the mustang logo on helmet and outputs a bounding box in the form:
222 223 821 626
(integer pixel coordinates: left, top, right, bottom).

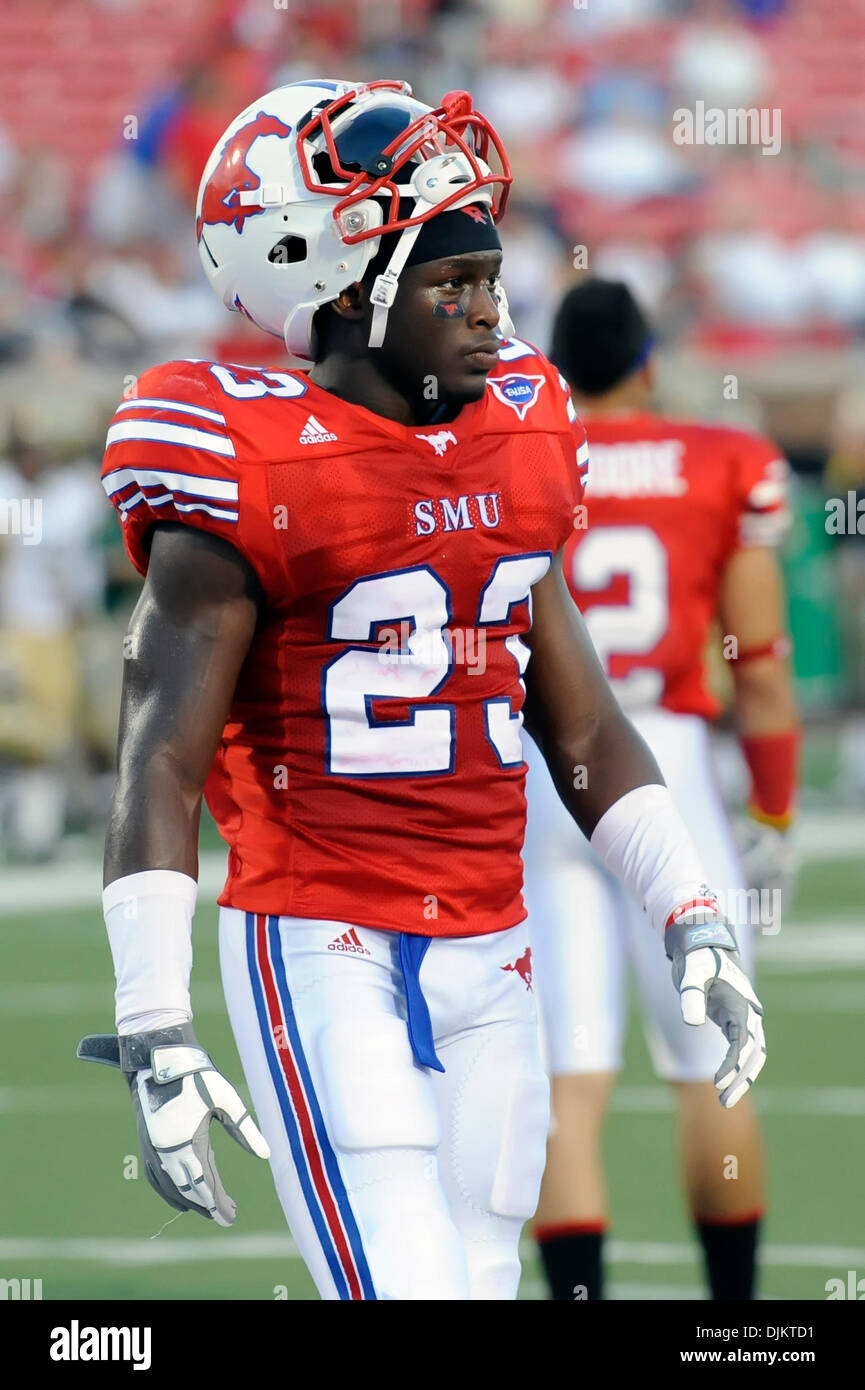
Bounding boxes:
194 80 513 364
196 111 293 241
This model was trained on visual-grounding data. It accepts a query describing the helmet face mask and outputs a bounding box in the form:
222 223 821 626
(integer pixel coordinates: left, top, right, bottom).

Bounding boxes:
195 78 512 365
296 82 511 241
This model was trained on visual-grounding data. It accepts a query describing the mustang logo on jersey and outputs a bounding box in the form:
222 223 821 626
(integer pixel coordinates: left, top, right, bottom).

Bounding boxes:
416 430 457 456
413 492 501 535
196 111 293 241
487 374 546 421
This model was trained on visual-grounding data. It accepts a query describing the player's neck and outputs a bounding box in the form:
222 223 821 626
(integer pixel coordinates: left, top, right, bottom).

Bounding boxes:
310 353 459 427
574 387 652 420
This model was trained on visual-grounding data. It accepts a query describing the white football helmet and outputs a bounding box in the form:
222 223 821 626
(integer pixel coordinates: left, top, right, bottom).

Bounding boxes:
195 79 513 365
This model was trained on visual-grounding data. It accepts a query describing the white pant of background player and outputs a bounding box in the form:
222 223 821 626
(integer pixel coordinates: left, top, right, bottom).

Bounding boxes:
523 708 753 1080
220 912 548 1300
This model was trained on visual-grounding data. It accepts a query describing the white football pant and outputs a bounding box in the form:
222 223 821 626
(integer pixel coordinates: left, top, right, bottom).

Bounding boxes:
219 912 548 1300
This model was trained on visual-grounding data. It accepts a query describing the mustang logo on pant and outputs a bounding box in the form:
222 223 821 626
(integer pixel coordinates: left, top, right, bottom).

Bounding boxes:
502 946 532 991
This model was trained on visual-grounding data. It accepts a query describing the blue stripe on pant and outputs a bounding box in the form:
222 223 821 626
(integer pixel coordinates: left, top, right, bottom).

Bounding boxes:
245 912 376 1300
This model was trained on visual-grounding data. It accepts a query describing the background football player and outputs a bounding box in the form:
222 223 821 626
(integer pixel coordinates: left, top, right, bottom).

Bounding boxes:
80 83 765 1301
524 279 798 1302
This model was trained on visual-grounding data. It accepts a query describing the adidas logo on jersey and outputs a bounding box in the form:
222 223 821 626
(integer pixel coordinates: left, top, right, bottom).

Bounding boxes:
299 414 338 445
328 928 370 956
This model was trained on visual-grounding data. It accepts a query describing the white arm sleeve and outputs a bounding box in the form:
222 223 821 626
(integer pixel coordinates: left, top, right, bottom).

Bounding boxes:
104 870 197 1035
589 784 721 939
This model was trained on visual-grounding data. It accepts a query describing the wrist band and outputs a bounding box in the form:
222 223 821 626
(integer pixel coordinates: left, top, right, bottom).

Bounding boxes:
104 870 197 1035
741 728 800 824
590 783 719 939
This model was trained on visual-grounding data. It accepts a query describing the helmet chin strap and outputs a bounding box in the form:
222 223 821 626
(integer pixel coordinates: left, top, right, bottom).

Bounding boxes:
366 194 513 349
493 281 515 340
367 207 424 349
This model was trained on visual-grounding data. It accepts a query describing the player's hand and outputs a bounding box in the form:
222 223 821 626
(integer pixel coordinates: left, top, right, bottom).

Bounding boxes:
665 906 766 1109
77 1024 270 1225
738 815 798 910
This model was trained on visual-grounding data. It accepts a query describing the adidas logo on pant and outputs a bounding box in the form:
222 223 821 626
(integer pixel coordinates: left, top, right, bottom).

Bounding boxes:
328 928 370 956
299 414 338 445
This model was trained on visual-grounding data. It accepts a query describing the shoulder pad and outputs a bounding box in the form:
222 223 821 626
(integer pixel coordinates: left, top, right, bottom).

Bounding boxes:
486 341 573 427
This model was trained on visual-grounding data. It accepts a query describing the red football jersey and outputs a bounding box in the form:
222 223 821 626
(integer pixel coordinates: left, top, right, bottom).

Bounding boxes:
565 412 790 719
102 339 586 936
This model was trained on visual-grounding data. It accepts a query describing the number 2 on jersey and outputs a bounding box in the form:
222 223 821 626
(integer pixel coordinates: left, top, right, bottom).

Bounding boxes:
324 554 550 776
571 525 668 708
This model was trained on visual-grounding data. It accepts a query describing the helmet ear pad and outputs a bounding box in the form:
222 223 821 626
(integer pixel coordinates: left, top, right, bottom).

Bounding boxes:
255 196 381 363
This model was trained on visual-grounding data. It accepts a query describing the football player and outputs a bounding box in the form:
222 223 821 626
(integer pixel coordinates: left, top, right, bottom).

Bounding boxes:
524 279 798 1302
79 83 766 1301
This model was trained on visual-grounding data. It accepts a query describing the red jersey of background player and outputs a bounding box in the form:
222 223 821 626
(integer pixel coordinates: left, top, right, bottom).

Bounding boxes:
102 339 587 937
564 413 789 719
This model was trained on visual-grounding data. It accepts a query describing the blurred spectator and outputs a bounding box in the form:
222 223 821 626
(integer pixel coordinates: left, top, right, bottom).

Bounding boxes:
559 111 692 202
799 195 865 329
554 0 667 39
690 210 810 330
82 242 226 356
671 0 772 109
0 119 17 191
473 58 578 143
499 204 571 348
0 421 105 860
590 238 676 318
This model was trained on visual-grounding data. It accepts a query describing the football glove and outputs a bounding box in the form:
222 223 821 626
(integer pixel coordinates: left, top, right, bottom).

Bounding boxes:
665 907 766 1109
738 815 798 915
77 1024 269 1226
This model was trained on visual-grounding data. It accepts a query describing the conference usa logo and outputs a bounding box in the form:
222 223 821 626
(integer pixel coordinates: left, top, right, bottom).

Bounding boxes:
488 373 545 421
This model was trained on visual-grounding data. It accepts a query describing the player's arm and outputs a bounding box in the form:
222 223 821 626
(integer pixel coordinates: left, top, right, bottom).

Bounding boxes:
104 523 263 882
79 524 271 1225
720 543 798 813
523 553 765 1108
719 544 800 903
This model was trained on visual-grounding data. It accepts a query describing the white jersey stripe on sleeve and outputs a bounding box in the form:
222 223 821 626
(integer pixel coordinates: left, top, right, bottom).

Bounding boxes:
497 337 538 362
171 499 239 522
117 492 238 523
106 421 236 457
114 398 227 425
116 490 145 513
577 441 590 467
103 467 238 502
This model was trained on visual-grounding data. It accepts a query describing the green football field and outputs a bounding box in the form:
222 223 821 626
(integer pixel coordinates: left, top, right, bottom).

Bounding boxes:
1 839 862 1302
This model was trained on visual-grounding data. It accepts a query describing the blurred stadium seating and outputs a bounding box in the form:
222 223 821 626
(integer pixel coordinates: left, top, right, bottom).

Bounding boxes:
0 0 862 838
3 0 862 860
